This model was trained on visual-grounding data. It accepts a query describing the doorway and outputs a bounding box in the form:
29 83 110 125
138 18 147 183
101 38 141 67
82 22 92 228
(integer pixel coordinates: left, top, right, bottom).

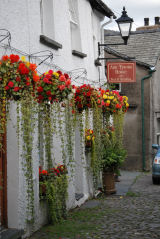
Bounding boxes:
0 131 7 228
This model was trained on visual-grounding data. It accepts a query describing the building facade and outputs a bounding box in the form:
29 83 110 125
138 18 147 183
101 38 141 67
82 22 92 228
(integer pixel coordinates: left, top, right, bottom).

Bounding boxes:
0 0 115 237
104 17 160 171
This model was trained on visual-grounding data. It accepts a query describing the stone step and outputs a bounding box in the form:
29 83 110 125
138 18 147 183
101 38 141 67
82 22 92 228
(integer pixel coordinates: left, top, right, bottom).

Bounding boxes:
1 228 24 239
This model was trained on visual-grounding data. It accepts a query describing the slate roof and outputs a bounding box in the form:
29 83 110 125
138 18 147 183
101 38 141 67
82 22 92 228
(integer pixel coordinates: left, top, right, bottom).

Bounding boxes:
89 0 116 19
104 28 160 68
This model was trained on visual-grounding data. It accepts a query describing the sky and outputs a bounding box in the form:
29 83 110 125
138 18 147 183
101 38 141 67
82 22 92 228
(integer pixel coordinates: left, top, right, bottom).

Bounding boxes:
103 0 160 31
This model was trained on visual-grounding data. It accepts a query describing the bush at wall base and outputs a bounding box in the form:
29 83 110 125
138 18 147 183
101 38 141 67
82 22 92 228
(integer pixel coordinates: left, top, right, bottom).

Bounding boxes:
39 174 68 224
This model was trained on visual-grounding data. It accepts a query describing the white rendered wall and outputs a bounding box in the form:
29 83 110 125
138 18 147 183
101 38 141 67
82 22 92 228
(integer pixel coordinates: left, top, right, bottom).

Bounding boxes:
0 0 107 235
0 0 105 81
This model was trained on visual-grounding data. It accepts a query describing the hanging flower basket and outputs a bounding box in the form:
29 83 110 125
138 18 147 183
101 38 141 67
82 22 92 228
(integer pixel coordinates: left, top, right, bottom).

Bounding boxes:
36 70 73 104
0 54 40 100
73 84 101 112
99 89 129 114
85 129 95 148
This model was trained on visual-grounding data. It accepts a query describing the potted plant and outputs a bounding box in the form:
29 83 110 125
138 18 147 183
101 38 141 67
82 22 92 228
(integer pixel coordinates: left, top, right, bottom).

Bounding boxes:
100 126 126 195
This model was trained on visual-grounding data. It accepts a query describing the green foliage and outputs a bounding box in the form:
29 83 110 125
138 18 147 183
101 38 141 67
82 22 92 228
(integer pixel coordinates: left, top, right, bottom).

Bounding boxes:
40 175 68 224
126 191 140 197
101 146 126 173
30 205 119 239
100 111 127 173
21 96 36 223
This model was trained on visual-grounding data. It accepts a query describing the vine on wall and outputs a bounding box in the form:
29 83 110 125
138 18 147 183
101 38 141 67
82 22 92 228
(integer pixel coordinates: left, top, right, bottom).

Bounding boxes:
0 54 130 225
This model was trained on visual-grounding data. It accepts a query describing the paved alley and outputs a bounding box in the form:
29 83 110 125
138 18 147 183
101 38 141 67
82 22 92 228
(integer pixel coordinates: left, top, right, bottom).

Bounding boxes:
29 172 160 239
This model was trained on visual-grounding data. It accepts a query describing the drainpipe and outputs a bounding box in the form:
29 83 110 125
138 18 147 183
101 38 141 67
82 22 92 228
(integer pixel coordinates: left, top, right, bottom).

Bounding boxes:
100 16 113 81
101 16 113 44
141 67 156 171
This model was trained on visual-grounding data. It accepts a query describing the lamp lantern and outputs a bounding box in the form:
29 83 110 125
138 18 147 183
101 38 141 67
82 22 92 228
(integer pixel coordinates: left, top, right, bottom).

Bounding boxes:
116 7 133 45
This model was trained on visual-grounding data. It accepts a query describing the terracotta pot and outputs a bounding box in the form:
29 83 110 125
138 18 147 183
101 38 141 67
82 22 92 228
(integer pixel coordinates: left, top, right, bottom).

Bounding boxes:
103 171 116 195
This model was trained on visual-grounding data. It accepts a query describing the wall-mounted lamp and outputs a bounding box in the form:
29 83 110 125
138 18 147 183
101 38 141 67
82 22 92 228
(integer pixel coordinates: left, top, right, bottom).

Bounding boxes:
116 7 133 45
97 7 133 59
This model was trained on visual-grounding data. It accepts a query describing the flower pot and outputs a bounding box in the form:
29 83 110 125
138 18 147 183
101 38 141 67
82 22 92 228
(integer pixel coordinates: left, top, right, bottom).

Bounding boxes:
103 171 116 195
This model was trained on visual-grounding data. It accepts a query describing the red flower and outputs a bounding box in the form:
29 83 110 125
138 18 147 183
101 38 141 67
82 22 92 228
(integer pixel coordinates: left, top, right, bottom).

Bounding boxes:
26 81 30 86
37 95 44 100
116 104 122 109
87 91 91 97
41 170 48 175
48 70 53 74
64 73 69 79
37 86 43 93
33 73 40 82
65 79 71 86
48 96 52 101
18 63 29 75
59 75 66 82
59 85 65 91
16 77 21 82
8 81 14 88
46 90 51 96
57 70 62 75
29 63 37 71
9 54 20 63
43 78 50 84
13 87 20 92
5 86 9 90
2 55 9 61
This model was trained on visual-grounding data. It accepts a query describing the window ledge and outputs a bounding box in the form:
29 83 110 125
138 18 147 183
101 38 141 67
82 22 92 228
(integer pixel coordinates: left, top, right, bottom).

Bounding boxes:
72 50 87 58
40 35 62 50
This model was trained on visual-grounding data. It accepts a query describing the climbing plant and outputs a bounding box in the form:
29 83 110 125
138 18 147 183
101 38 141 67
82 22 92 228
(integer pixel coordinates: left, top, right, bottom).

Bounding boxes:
0 53 130 226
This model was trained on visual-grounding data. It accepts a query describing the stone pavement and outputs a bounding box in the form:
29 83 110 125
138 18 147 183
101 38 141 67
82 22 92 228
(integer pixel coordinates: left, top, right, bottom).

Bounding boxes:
29 171 160 239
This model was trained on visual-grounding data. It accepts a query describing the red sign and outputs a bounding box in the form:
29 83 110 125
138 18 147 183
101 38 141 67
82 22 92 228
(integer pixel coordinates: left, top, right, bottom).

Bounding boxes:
107 62 136 83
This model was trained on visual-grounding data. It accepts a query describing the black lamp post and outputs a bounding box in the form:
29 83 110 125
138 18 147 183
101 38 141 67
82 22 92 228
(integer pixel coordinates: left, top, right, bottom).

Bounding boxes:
97 6 133 59
116 7 133 45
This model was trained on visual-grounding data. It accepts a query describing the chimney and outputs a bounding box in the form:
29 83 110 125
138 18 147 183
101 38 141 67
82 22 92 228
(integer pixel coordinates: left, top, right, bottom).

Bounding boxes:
155 17 160 25
144 18 149 26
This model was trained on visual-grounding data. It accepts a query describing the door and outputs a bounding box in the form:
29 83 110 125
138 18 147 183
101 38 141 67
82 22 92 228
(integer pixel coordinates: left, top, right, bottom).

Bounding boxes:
0 126 7 228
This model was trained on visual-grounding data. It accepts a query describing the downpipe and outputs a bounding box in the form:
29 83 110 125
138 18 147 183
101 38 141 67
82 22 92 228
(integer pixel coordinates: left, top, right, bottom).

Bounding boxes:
99 17 113 81
141 68 156 171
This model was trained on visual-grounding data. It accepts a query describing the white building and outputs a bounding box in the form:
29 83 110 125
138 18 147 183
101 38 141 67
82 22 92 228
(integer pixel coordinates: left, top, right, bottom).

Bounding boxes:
0 0 115 238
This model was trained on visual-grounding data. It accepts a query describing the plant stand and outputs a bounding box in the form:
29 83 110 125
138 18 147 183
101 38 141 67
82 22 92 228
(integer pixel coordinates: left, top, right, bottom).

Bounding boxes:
103 171 116 195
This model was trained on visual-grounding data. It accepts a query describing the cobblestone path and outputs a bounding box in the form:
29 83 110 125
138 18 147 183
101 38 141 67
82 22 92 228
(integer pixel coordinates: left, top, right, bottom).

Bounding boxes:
30 173 160 239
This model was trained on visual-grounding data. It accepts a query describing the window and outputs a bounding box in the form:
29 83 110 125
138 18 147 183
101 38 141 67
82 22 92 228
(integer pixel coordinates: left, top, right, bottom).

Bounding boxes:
68 0 78 25
40 0 62 50
68 0 86 57
40 0 54 39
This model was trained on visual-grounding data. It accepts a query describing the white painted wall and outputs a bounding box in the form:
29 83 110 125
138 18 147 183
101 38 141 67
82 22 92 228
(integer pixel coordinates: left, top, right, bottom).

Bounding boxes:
0 0 109 236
